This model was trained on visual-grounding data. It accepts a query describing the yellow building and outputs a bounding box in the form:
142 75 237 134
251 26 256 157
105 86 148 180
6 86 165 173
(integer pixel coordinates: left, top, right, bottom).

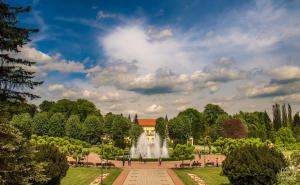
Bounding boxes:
137 119 156 143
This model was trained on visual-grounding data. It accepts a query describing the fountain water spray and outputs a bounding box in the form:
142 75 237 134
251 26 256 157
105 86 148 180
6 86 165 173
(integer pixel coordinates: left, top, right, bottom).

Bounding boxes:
130 132 169 158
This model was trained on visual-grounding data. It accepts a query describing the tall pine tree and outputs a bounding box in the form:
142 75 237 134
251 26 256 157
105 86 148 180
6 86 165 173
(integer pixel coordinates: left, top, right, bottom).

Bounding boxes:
273 104 281 130
288 104 292 127
0 2 42 103
282 104 288 127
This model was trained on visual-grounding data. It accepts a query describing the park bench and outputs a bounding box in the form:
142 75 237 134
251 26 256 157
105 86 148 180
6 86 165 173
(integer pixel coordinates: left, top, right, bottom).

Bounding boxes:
179 163 191 168
96 161 115 168
205 161 215 167
191 162 201 167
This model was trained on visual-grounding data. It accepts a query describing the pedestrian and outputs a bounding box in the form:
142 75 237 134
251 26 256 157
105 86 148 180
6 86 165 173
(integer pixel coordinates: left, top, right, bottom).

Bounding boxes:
128 156 131 166
122 156 125 166
159 157 162 166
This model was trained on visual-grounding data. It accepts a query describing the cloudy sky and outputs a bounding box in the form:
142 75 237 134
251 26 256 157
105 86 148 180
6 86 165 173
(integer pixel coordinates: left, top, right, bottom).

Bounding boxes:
8 0 300 117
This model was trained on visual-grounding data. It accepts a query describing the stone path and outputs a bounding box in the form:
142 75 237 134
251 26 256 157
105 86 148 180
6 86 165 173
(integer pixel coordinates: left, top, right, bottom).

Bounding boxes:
89 173 109 185
122 169 175 185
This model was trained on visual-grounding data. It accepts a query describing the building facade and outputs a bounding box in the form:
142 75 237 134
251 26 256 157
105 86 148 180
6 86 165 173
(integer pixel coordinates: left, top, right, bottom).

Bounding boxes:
137 119 156 143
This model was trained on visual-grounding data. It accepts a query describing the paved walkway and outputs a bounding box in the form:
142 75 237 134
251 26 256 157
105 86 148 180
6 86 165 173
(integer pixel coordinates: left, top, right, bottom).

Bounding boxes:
123 169 175 185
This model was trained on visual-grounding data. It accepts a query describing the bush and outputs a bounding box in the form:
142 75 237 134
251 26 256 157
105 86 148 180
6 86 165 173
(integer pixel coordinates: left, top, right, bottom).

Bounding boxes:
33 144 69 185
171 144 195 161
223 145 287 185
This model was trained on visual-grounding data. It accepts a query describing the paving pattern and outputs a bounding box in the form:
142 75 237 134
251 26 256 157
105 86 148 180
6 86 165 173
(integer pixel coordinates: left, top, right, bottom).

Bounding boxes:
123 169 175 185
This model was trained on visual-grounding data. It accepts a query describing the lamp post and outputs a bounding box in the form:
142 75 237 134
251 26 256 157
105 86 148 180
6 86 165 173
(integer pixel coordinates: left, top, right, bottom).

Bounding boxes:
100 140 103 185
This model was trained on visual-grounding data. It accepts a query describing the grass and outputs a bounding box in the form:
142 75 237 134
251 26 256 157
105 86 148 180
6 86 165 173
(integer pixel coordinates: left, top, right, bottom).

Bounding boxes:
61 167 122 185
174 167 231 185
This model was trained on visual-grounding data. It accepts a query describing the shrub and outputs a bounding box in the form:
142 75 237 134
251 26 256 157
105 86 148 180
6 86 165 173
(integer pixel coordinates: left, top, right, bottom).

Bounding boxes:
33 144 69 185
223 145 287 185
171 144 195 161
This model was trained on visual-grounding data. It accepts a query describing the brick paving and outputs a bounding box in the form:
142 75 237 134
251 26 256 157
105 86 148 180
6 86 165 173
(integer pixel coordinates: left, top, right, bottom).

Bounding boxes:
123 169 175 185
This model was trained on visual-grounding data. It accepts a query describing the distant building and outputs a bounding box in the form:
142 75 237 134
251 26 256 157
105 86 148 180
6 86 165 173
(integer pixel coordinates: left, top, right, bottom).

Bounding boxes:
137 119 156 143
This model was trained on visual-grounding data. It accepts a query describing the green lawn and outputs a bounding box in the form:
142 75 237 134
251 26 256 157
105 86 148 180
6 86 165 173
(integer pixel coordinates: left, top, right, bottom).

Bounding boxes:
61 167 121 185
174 167 231 185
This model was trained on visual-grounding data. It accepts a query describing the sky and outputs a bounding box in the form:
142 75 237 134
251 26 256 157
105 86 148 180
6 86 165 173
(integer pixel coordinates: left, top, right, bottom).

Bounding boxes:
7 0 300 118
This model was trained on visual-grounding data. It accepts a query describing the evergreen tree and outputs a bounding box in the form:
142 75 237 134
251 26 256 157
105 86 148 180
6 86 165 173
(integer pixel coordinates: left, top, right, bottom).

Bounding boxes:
65 115 82 139
273 104 282 130
282 104 288 127
128 114 131 121
293 112 300 127
133 113 138 124
165 114 168 122
288 104 292 127
0 2 42 103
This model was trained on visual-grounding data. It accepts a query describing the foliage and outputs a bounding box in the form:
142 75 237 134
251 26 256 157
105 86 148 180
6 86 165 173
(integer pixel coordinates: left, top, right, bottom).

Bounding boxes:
95 144 123 160
171 144 195 161
290 151 300 166
48 99 101 121
282 104 288 127
33 144 69 185
32 112 50 136
49 112 66 137
111 115 131 149
129 123 143 145
168 115 192 145
0 102 37 124
178 108 205 141
65 115 82 139
213 137 269 155
223 145 288 185
10 113 32 138
39 100 54 112
222 119 248 138
0 124 47 185
273 103 282 130
82 115 104 144
155 117 168 142
275 127 296 146
203 104 227 126
293 112 300 127
0 2 43 102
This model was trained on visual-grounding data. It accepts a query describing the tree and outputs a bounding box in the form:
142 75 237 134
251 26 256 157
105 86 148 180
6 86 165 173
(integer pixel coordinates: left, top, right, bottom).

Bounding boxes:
222 119 248 138
33 144 69 185
168 115 192 145
65 115 82 139
39 100 54 112
273 104 282 130
0 102 37 124
206 113 229 140
282 104 288 127
155 117 167 143
129 123 143 145
293 112 300 127
0 2 43 103
32 112 50 136
223 145 287 185
171 144 195 162
178 108 205 141
10 113 32 138
111 115 131 149
48 113 66 137
275 127 296 146
204 104 227 126
82 115 104 144
0 123 47 184
96 144 123 160
104 112 114 134
133 113 138 124
288 104 292 127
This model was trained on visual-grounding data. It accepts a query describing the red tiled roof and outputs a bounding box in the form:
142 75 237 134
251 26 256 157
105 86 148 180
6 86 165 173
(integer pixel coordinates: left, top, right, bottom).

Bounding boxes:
137 119 156 127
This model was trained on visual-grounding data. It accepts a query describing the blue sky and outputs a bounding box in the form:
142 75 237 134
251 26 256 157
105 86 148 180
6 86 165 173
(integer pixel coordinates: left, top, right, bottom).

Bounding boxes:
8 0 300 117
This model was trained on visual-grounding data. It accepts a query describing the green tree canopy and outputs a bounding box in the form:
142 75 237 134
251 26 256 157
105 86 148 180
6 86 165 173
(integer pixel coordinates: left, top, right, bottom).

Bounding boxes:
168 115 192 145
111 115 131 149
33 144 69 185
82 115 104 144
155 117 168 142
65 115 82 139
171 144 195 161
0 124 47 184
32 112 50 136
178 108 205 141
129 123 144 145
275 127 296 146
222 119 248 139
39 100 54 112
10 113 32 138
223 145 287 185
0 2 43 102
48 113 66 137
203 104 227 126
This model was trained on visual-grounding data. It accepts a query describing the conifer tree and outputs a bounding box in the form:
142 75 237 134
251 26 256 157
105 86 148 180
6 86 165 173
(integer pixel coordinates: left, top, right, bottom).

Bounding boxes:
288 104 292 127
134 113 138 124
0 2 42 103
282 104 288 127
273 104 281 130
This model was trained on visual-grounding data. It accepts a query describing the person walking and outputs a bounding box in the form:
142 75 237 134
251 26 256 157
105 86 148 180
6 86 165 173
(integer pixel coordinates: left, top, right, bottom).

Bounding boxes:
128 156 132 166
122 156 125 167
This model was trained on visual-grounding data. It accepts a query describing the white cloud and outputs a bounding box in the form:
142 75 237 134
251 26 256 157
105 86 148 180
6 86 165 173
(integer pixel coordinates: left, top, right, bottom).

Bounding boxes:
270 65 300 81
274 93 300 103
146 104 164 113
48 84 65 91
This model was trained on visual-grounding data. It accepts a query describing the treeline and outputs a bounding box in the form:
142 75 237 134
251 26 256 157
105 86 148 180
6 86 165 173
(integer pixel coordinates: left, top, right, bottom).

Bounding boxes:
155 104 300 146
8 99 144 149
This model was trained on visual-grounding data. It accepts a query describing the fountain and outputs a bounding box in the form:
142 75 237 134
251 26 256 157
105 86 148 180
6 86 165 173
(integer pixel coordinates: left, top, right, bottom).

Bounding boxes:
130 132 169 158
